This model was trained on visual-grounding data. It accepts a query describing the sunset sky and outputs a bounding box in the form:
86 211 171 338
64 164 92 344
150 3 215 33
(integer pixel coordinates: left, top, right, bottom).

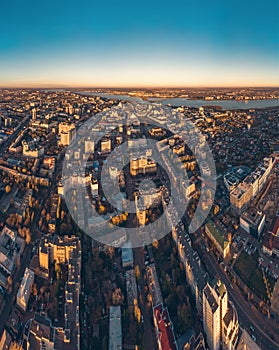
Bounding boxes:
0 0 278 87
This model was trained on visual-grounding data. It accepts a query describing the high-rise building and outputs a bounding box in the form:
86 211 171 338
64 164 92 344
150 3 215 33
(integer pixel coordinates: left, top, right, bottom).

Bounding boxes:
203 281 238 350
203 283 222 350
31 108 36 120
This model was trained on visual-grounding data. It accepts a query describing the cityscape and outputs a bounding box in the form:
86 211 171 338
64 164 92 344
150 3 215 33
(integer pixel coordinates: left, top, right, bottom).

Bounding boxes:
0 88 278 350
0 0 279 349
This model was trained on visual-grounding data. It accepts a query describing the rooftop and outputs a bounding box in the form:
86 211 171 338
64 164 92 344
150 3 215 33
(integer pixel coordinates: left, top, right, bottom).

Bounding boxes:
153 304 177 350
205 221 226 248
203 284 219 313
109 306 122 350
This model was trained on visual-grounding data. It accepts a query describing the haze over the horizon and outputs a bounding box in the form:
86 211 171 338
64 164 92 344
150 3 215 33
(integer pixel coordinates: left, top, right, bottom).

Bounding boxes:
0 0 278 87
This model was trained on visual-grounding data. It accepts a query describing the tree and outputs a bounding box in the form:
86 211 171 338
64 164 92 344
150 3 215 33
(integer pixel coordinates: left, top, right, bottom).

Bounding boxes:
7 276 13 293
177 303 192 332
152 240 159 249
25 229 32 244
7 276 12 285
134 304 141 324
33 283 38 297
102 336 108 350
134 265 141 280
99 204 106 215
5 185 11 194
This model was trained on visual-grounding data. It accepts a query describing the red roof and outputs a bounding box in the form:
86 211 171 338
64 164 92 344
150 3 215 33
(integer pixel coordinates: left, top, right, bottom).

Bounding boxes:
153 304 177 350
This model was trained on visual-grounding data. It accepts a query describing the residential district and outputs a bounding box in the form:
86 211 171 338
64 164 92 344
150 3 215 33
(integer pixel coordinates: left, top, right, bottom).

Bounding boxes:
0 89 278 350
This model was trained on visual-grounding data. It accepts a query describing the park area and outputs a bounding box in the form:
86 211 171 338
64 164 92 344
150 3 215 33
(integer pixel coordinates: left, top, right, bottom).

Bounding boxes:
234 251 276 301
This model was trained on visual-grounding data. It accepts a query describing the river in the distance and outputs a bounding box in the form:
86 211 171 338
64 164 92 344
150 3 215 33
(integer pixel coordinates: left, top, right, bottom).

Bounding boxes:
160 98 279 110
78 92 279 110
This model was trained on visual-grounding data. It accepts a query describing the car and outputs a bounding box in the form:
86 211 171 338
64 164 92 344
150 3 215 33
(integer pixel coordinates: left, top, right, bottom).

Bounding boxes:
251 335 256 342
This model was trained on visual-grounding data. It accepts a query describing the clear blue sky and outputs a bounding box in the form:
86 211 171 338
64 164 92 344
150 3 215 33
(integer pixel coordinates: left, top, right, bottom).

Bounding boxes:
0 0 278 87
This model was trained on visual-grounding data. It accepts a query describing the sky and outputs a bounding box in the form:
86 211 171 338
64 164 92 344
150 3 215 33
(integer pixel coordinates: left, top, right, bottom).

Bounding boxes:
0 0 278 87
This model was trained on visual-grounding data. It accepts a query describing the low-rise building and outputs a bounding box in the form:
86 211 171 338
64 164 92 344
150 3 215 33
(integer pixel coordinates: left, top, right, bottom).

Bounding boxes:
240 208 265 238
262 217 279 257
26 313 55 350
28 236 81 349
0 226 23 278
22 140 44 158
39 235 79 269
146 264 163 308
183 333 206 350
130 156 157 177
109 306 122 350
230 182 253 213
125 269 137 311
205 221 230 258
236 329 261 350
153 304 177 350
17 189 33 221
0 329 12 350
121 242 133 268
230 157 274 212
58 122 76 146
16 268 34 312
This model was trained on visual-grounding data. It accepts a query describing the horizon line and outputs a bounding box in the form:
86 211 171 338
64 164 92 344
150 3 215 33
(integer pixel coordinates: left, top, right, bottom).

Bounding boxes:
1 84 279 89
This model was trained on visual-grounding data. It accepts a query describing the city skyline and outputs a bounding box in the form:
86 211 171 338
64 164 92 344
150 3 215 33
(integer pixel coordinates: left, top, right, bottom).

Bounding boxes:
1 0 279 87
0 87 278 350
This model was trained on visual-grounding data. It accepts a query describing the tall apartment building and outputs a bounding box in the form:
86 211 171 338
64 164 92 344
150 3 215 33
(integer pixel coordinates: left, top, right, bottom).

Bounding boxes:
203 281 238 350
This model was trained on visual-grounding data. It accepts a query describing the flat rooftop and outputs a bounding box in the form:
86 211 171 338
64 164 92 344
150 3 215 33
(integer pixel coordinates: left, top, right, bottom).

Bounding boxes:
109 306 122 350
205 221 226 248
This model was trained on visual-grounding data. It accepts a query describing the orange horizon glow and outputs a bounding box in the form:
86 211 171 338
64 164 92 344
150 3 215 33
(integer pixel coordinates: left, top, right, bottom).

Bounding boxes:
1 82 279 89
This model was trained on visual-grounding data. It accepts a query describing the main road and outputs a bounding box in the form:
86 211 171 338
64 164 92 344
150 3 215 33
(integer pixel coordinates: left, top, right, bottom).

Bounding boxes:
196 239 279 349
